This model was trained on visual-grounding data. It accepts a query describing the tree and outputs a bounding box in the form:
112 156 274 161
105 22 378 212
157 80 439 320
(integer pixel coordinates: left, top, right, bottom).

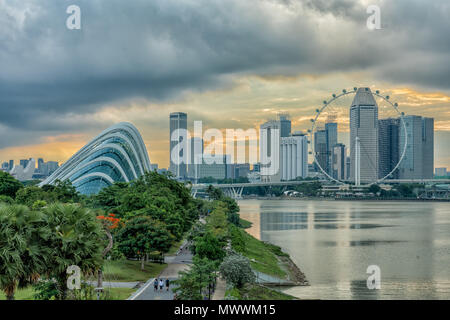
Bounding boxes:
0 171 22 198
173 257 218 300
0 205 49 300
15 186 53 207
368 184 381 195
219 252 255 289
116 216 173 270
41 203 104 299
194 231 226 263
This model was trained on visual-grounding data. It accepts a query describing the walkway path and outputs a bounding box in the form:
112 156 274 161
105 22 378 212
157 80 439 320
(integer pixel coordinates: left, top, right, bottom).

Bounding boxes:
128 243 193 300
212 277 226 300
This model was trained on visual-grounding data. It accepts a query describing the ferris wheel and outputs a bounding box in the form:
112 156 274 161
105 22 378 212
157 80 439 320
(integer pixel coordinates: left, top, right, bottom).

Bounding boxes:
308 87 408 185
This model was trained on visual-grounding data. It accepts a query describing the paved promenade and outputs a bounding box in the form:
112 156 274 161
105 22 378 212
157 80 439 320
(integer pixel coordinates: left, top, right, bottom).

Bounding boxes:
128 243 193 300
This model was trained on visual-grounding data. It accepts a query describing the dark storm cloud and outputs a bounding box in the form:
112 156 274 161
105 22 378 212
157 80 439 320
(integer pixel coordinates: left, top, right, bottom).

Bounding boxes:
0 0 449 148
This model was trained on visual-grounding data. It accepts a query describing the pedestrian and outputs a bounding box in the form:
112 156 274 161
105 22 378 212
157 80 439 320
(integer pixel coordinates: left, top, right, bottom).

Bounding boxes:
153 278 158 292
159 278 164 291
165 278 170 291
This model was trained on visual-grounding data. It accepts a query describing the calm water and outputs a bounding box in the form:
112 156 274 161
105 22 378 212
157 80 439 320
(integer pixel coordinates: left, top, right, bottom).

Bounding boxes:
238 199 450 300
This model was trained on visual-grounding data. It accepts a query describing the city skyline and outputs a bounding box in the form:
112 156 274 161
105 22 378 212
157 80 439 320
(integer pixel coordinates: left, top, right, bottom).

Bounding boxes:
1 1 450 169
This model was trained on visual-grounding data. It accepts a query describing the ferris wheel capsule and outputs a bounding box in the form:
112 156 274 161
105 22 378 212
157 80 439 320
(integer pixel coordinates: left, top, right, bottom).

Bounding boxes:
386 96 390 99
316 109 320 113
343 89 346 93
323 100 327 104
353 87 357 91
376 90 380 94
332 94 336 98
394 102 398 107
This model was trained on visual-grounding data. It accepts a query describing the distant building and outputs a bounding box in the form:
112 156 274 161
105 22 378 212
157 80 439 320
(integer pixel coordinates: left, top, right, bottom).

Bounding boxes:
169 112 188 179
378 118 400 179
259 115 287 182
187 137 204 179
314 128 327 173
280 132 308 181
332 143 347 180
194 155 231 181
398 115 434 179
435 168 447 177
252 163 261 173
325 122 337 175
350 88 379 183
150 164 158 171
231 163 250 179
10 158 36 181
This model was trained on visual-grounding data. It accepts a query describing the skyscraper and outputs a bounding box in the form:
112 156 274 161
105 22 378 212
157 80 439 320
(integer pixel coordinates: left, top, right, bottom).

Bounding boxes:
187 137 204 180
398 115 434 179
332 143 347 180
280 132 308 181
314 128 327 173
378 118 400 179
259 114 291 182
169 112 188 179
325 122 337 175
350 87 379 183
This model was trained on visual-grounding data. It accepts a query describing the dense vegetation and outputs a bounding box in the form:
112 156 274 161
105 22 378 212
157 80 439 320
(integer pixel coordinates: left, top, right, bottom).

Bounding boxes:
0 171 201 300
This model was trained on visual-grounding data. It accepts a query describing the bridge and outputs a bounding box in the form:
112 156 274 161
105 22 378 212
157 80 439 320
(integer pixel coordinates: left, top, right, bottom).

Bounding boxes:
189 179 450 199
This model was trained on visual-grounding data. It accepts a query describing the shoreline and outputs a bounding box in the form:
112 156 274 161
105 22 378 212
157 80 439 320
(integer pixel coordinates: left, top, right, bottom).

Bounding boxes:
240 196 450 202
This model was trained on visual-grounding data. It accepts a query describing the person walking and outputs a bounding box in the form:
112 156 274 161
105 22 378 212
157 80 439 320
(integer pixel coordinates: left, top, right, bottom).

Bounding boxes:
153 278 158 292
159 278 164 291
165 278 170 291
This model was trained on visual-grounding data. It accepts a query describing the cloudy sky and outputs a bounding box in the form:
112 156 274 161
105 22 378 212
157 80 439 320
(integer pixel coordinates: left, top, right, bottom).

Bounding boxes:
0 0 449 168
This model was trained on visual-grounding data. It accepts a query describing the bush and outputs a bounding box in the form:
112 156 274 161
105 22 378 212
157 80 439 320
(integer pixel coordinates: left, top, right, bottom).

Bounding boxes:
0 195 14 205
220 252 255 288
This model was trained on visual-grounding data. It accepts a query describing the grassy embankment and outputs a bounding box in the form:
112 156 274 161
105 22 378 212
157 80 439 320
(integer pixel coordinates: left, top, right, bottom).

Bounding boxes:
225 218 302 300
0 287 135 300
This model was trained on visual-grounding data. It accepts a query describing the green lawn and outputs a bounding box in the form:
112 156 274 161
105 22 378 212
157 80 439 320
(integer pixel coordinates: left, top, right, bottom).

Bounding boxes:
225 284 296 300
233 228 287 278
0 286 136 300
102 259 167 282
107 287 136 300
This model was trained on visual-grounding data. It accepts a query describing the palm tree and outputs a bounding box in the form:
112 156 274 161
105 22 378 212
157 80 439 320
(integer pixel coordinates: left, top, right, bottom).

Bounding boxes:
0 204 49 300
41 203 104 299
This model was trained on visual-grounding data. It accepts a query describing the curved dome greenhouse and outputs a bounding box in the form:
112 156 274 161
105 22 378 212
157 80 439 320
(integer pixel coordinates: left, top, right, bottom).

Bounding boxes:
40 122 151 194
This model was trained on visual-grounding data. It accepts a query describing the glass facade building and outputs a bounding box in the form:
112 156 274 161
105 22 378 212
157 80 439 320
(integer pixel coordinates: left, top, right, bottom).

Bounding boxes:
39 122 151 194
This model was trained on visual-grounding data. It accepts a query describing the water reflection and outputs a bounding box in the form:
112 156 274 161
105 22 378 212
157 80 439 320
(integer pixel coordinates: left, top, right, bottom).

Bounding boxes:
238 199 450 300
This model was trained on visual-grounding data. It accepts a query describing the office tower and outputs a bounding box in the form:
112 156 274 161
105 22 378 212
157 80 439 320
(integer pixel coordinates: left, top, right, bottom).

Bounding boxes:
37 158 44 172
195 155 230 180
398 116 434 179
233 163 251 179
20 159 29 168
45 161 59 176
332 143 347 180
278 113 292 138
9 160 14 170
252 163 261 172
325 122 337 175
1 162 9 171
169 112 188 179
259 114 291 182
314 128 327 173
378 118 400 179
280 132 308 181
346 156 351 180
422 117 434 179
260 120 281 182
187 137 204 180
350 87 379 183
150 164 159 171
